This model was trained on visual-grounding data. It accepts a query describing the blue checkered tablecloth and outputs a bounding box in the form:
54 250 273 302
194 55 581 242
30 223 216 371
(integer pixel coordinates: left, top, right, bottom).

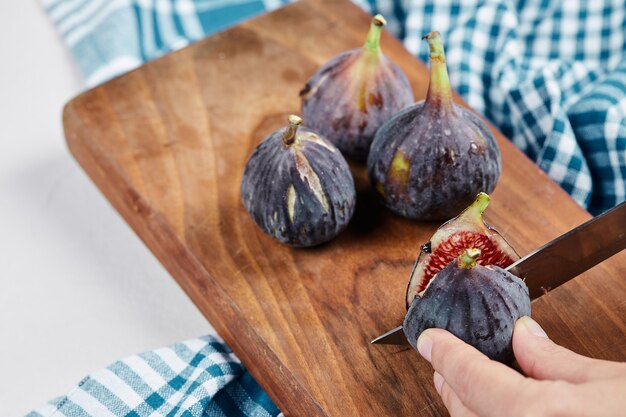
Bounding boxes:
36 0 626 416
27 335 281 417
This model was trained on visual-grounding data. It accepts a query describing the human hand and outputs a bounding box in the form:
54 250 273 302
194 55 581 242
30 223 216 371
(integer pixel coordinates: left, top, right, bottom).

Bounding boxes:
416 316 626 417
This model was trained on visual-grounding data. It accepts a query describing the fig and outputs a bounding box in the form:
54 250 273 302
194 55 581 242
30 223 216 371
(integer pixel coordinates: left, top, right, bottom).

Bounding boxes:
241 115 356 247
403 248 531 363
300 14 414 161
367 32 501 220
406 193 519 308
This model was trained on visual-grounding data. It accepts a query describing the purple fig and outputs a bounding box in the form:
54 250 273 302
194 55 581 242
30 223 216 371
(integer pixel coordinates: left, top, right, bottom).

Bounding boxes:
241 115 356 247
300 14 414 161
403 248 531 363
368 32 501 220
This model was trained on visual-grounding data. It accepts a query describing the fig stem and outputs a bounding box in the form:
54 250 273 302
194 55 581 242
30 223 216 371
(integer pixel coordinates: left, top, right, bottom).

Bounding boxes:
423 32 454 109
363 14 386 52
459 248 481 268
457 192 490 225
472 192 490 215
282 115 303 146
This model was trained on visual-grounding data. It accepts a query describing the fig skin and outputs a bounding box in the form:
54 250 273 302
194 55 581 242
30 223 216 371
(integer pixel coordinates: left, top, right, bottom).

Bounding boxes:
367 32 501 220
241 115 356 247
403 249 531 363
300 15 414 161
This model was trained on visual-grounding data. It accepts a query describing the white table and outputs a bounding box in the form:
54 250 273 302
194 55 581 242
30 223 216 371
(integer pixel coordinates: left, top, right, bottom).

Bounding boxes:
0 3 211 415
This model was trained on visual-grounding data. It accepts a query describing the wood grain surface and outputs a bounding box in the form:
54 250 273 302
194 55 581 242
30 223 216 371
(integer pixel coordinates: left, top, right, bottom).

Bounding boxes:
63 1 626 415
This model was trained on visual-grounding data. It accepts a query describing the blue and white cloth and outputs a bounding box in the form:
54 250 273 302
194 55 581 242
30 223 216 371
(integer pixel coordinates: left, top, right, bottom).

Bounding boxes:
27 335 281 417
37 0 626 416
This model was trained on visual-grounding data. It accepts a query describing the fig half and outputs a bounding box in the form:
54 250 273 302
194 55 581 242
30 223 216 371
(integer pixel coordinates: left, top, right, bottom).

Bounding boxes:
241 115 356 247
300 14 414 161
406 193 519 308
368 32 501 220
403 248 531 363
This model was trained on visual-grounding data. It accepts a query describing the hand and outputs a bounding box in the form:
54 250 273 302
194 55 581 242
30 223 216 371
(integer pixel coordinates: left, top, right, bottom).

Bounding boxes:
416 316 626 417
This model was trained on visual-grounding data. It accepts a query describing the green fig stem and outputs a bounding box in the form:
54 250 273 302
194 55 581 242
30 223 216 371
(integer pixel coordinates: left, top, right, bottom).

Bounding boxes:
423 32 454 109
363 14 386 52
459 248 481 268
472 192 490 215
282 115 303 146
456 192 491 227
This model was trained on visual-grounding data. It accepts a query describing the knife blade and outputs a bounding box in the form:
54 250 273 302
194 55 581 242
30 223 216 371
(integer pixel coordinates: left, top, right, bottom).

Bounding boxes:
371 200 626 345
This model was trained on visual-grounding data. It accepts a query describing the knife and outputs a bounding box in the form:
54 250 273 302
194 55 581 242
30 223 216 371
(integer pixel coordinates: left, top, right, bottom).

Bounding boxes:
371 200 626 345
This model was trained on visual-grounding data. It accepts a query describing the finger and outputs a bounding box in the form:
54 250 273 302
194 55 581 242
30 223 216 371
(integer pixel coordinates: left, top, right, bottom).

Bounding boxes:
513 316 626 382
571 378 626 417
435 372 480 417
418 328 525 417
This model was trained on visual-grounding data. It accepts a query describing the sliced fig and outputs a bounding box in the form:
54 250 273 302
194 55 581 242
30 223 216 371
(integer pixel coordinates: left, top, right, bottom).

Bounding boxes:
403 248 531 363
300 14 414 161
406 193 519 308
241 115 356 247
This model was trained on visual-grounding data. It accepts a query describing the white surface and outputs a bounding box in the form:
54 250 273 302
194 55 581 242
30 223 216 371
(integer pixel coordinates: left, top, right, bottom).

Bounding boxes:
0 3 211 416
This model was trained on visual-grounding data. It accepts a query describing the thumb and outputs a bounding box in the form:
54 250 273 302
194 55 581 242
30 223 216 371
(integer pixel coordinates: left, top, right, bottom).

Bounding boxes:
513 316 624 383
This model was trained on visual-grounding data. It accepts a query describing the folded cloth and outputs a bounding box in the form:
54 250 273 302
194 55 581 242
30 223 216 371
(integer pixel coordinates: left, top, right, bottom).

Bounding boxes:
37 0 626 415
41 0 291 87
26 335 281 417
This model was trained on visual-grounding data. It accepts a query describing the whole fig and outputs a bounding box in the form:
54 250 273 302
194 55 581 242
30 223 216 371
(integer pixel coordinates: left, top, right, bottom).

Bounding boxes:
368 32 501 220
241 115 356 247
403 248 531 363
300 15 414 161
406 192 519 308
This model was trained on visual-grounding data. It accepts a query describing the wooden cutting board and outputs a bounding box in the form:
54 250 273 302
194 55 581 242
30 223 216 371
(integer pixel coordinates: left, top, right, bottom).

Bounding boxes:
63 1 626 415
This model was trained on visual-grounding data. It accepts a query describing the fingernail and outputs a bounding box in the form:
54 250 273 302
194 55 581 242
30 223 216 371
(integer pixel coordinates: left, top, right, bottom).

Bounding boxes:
433 371 444 395
518 316 547 338
417 331 433 362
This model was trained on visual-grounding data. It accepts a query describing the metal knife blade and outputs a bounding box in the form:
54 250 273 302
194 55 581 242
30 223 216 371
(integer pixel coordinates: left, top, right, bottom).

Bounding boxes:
371 200 626 345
